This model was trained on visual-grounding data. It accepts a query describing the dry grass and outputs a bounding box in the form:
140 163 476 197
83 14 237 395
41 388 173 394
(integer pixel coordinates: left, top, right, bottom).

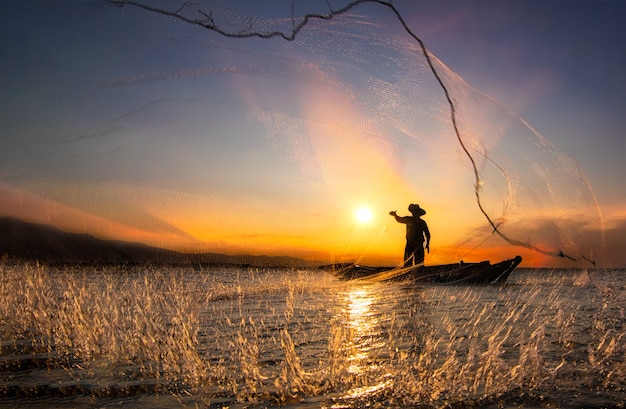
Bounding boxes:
0 262 624 407
0 262 208 393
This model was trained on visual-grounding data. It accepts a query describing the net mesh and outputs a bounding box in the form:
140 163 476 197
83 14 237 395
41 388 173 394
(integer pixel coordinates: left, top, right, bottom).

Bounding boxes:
1 0 604 265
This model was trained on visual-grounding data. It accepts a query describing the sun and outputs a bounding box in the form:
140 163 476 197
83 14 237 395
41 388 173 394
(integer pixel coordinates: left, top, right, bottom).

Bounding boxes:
354 207 373 224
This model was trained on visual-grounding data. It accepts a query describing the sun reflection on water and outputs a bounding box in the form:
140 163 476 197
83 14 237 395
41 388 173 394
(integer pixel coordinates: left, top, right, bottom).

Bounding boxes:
346 287 376 333
339 283 393 384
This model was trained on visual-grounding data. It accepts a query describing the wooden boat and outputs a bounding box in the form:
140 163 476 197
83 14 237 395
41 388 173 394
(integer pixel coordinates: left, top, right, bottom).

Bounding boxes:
327 256 522 284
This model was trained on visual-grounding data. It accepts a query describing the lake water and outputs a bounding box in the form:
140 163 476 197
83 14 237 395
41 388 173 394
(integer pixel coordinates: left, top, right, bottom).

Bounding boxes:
0 263 624 408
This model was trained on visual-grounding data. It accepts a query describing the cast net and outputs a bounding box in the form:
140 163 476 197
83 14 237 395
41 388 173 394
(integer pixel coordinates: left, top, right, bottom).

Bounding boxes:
1 0 604 266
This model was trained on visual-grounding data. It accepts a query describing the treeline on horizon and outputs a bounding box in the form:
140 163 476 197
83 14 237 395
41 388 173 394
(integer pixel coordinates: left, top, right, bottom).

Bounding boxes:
0 217 319 268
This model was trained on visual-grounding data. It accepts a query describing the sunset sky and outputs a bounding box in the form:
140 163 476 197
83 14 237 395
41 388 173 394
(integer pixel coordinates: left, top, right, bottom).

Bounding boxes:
2 0 625 267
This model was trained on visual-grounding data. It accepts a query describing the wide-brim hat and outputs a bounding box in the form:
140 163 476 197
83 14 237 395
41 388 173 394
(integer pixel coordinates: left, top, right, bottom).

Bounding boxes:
408 203 426 216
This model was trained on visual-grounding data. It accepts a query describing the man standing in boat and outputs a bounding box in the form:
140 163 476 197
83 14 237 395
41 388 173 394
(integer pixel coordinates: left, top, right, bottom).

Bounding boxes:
390 204 431 267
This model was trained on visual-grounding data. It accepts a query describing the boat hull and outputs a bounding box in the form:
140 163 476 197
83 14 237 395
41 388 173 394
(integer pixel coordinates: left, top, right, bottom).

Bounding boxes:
330 256 522 284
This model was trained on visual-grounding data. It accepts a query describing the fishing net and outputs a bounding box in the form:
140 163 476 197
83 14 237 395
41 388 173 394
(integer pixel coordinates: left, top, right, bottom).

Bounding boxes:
0 0 604 266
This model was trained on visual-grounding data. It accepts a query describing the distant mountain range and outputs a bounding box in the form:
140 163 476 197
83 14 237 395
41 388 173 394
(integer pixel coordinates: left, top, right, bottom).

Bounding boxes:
0 217 318 267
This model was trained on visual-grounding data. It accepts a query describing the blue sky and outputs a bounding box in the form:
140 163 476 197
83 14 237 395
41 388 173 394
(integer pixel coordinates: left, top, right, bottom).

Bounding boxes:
400 0 626 208
1 0 625 266
400 0 626 266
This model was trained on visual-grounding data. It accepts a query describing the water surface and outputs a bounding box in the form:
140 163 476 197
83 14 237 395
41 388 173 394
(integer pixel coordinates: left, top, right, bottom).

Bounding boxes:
0 264 624 408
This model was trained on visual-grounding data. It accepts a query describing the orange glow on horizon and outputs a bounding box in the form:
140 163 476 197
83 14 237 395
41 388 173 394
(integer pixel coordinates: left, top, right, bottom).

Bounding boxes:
0 182 175 246
0 57 609 269
0 179 605 268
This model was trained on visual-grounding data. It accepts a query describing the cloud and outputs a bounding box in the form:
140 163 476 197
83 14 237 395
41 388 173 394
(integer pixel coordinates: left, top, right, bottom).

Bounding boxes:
599 220 626 268
0 182 195 247
450 213 620 267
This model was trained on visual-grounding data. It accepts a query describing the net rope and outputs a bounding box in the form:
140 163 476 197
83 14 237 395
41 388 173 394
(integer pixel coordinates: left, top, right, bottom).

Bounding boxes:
103 0 603 265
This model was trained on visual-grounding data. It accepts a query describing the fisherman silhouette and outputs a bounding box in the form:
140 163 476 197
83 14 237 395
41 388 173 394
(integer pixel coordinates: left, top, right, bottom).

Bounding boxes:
390 204 431 267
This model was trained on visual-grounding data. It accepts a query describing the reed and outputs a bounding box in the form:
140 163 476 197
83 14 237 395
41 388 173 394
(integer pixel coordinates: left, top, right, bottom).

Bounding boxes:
0 262 208 391
1 262 623 407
